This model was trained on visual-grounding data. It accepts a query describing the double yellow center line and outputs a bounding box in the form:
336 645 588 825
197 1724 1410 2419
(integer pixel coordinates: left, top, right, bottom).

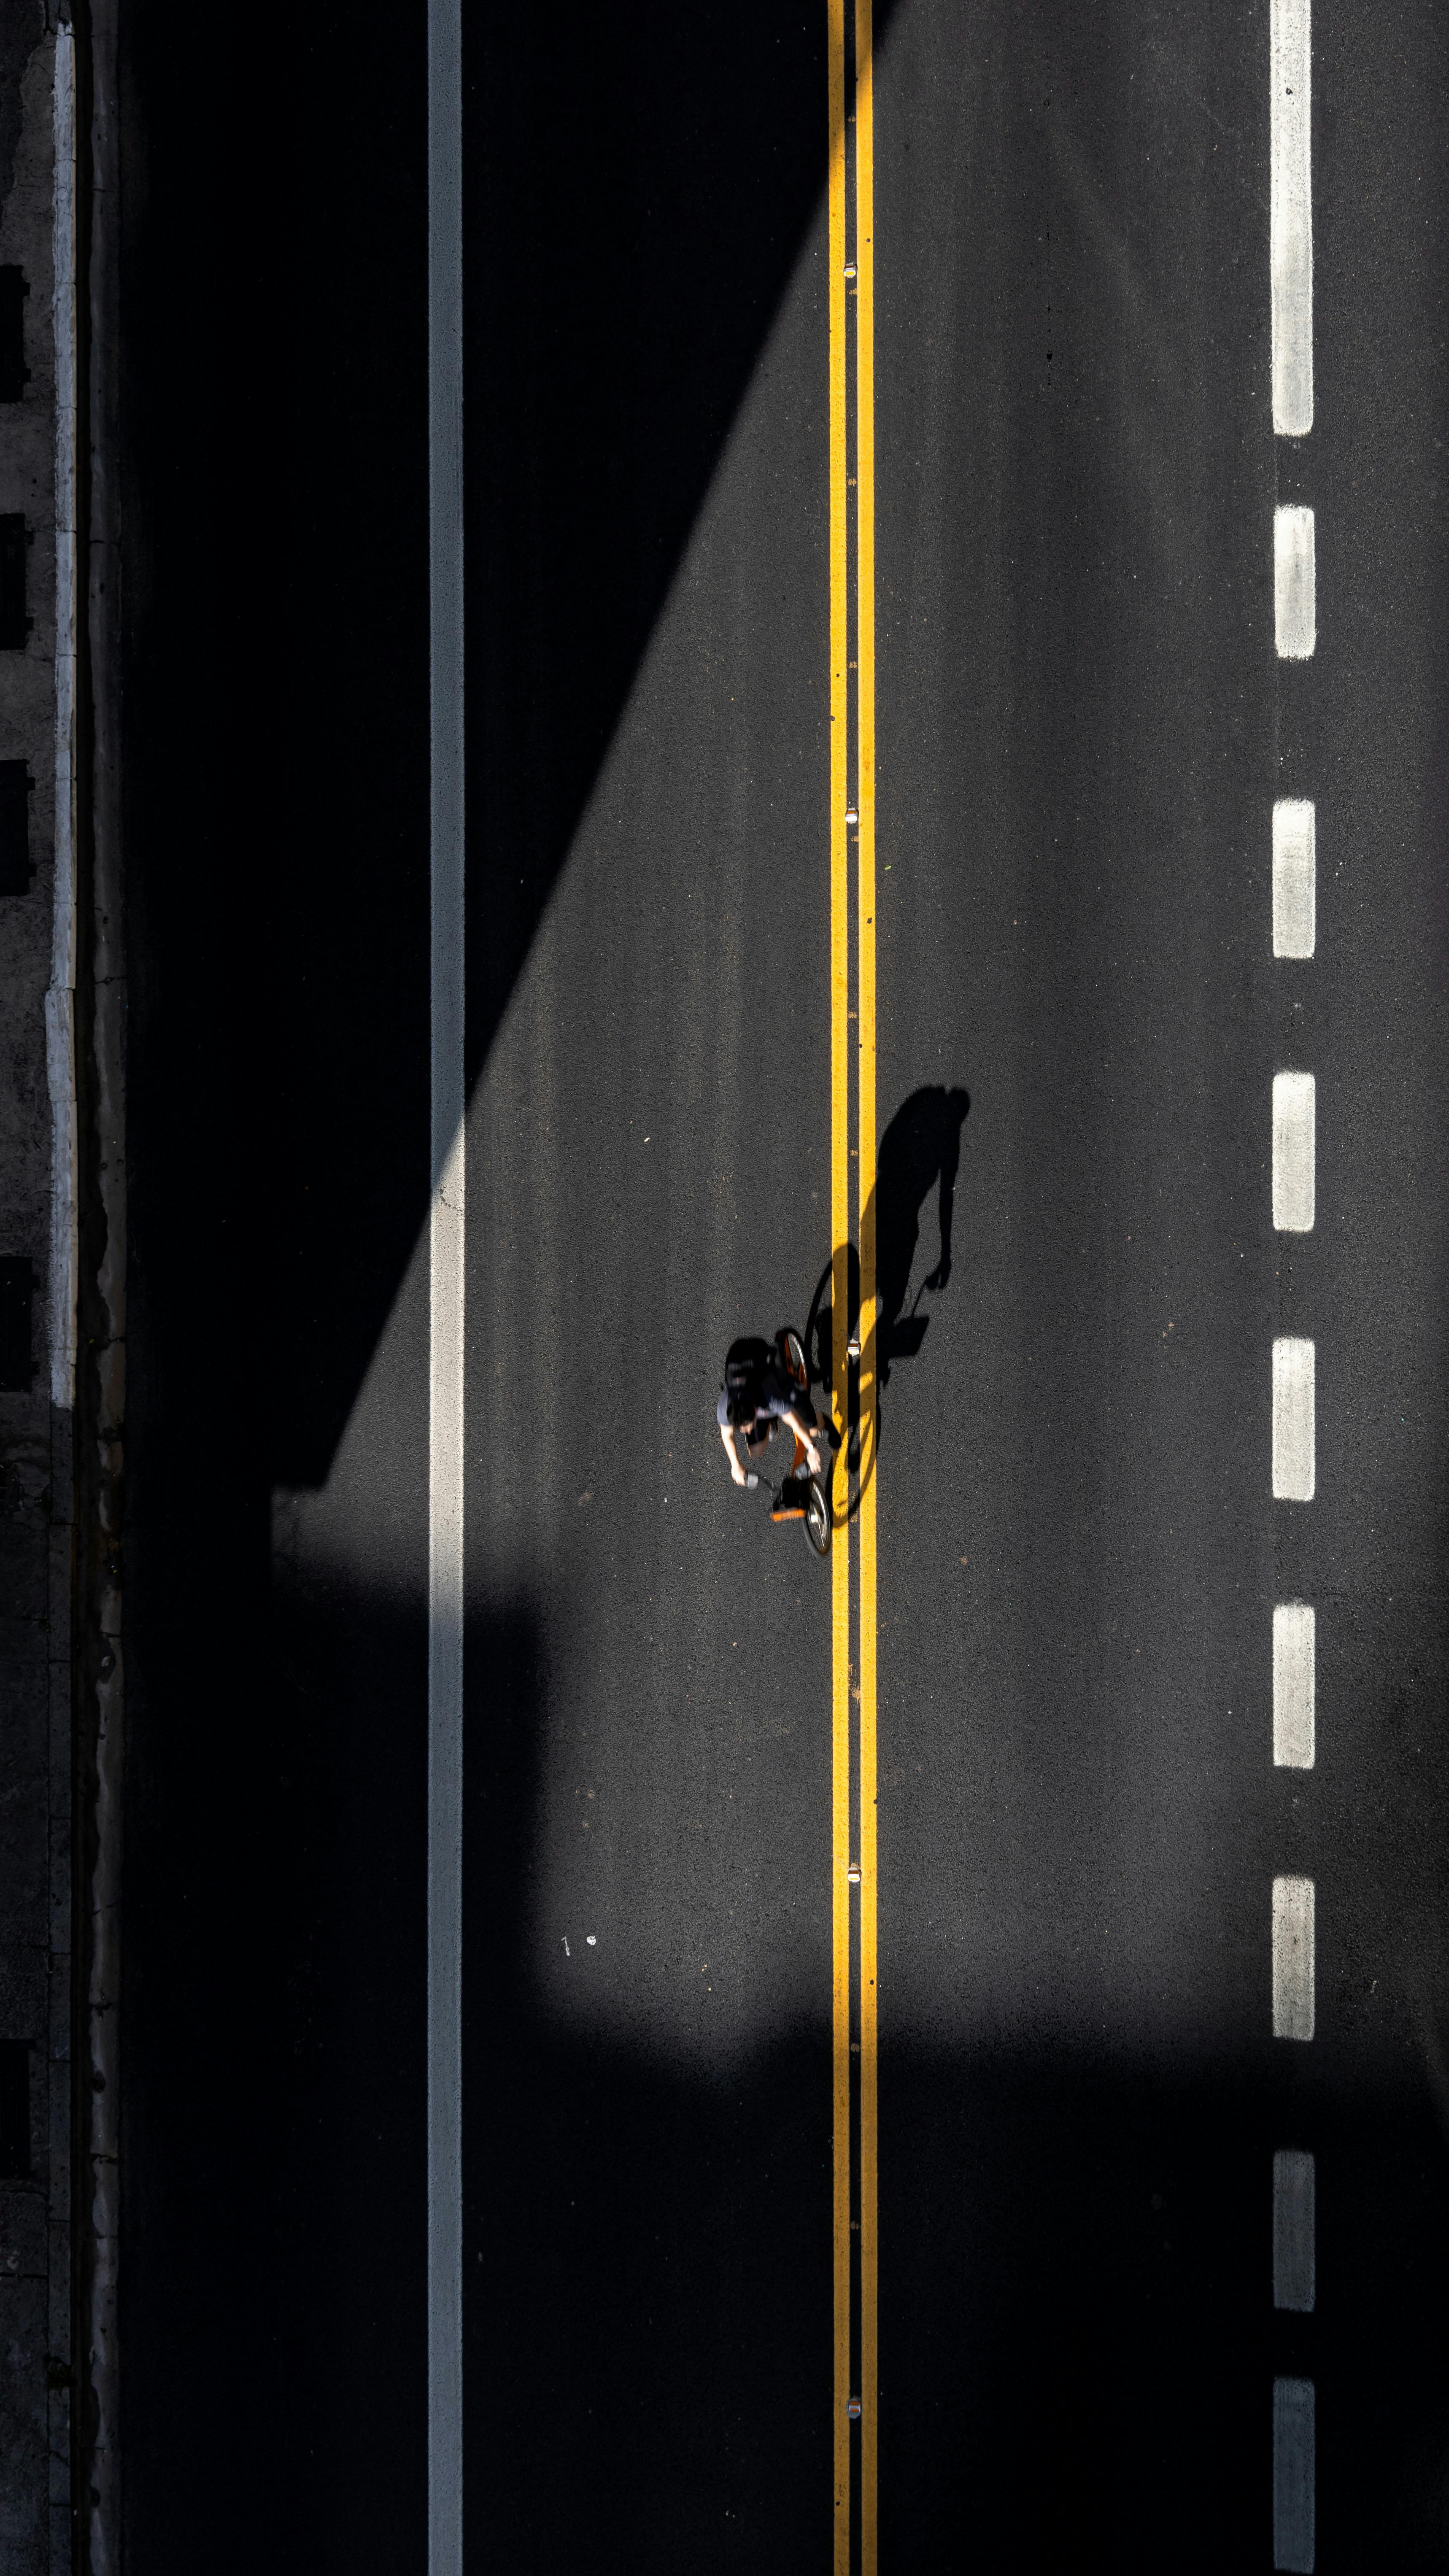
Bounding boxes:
828 5 877 2568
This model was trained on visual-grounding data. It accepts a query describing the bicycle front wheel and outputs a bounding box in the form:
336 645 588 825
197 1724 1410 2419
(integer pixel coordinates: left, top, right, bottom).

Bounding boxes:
804 1478 831 1557
780 1326 809 1394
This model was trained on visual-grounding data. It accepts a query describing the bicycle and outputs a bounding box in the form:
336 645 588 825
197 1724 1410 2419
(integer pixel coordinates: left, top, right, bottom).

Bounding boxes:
743 1327 832 1558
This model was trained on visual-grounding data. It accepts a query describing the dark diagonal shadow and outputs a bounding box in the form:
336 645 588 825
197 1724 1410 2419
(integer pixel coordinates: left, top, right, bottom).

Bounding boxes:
120 0 901 1499
117 16 896 2554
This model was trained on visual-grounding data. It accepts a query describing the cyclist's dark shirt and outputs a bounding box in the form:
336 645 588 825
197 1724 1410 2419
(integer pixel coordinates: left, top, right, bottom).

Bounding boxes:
716 1357 799 1436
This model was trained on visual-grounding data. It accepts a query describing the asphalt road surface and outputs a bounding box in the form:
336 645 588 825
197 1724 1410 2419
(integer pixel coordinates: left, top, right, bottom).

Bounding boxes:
118 1 1449 2569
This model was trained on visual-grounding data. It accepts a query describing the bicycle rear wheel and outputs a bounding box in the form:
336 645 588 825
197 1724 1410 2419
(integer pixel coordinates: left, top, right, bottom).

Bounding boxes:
804 1477 831 1556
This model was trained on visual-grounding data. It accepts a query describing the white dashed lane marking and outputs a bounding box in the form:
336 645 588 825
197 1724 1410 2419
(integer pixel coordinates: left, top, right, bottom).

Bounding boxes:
1275 505 1316 659
1273 1603 1316 1769
1272 1876 1316 2041
1272 1072 1316 1231
1273 2151 1316 2313
1270 0 1313 436
1272 1337 1316 1501
1268 12 1319 2566
1273 2376 1316 2573
1272 798 1316 957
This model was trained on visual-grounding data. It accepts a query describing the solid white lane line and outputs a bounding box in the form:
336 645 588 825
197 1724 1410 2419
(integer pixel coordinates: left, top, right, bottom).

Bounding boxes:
1270 0 1313 436
1273 2376 1316 2572
1272 1875 1315 2040
1275 506 1316 658
1272 799 1316 957
428 0 466 2562
1272 1072 1316 1232
1272 1338 1316 1501
1273 1604 1316 1770
1273 2150 1316 2312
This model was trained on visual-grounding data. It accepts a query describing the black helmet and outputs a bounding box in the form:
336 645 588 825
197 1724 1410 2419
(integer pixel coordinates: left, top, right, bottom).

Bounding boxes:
723 1335 768 1425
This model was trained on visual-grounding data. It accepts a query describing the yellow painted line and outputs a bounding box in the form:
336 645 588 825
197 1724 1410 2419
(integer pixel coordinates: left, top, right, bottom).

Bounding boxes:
853 1 879 2568
826 0 852 2562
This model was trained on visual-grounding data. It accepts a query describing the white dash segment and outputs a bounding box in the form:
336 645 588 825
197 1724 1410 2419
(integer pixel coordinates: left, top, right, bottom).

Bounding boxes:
1270 0 1313 436
1273 2150 1316 2312
1273 799 1316 957
1272 1338 1316 1501
1275 507 1316 658
1273 2376 1316 2571
1272 1875 1315 2041
1272 1072 1316 1231
1273 1604 1316 1769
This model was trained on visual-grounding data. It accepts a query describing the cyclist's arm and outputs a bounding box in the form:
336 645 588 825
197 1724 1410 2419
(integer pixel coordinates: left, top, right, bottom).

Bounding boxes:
718 1417 748 1485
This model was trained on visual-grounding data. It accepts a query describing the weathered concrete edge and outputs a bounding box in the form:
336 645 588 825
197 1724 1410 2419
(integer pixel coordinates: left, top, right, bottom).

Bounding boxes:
72 0 122 2567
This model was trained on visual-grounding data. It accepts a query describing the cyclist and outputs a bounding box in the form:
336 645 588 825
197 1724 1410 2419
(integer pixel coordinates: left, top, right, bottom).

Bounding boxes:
716 1335 824 1489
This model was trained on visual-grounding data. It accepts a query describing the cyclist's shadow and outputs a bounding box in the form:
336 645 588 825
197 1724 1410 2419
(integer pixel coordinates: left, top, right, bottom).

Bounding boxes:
802 1083 969 1518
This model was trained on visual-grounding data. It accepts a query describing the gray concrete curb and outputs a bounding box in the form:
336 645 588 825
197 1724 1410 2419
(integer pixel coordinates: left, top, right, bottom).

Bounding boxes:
0 9 84 2568
72 0 122 2566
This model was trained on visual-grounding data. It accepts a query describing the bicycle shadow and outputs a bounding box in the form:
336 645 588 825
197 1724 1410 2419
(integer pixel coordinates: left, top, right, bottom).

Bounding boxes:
801 1084 970 1524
